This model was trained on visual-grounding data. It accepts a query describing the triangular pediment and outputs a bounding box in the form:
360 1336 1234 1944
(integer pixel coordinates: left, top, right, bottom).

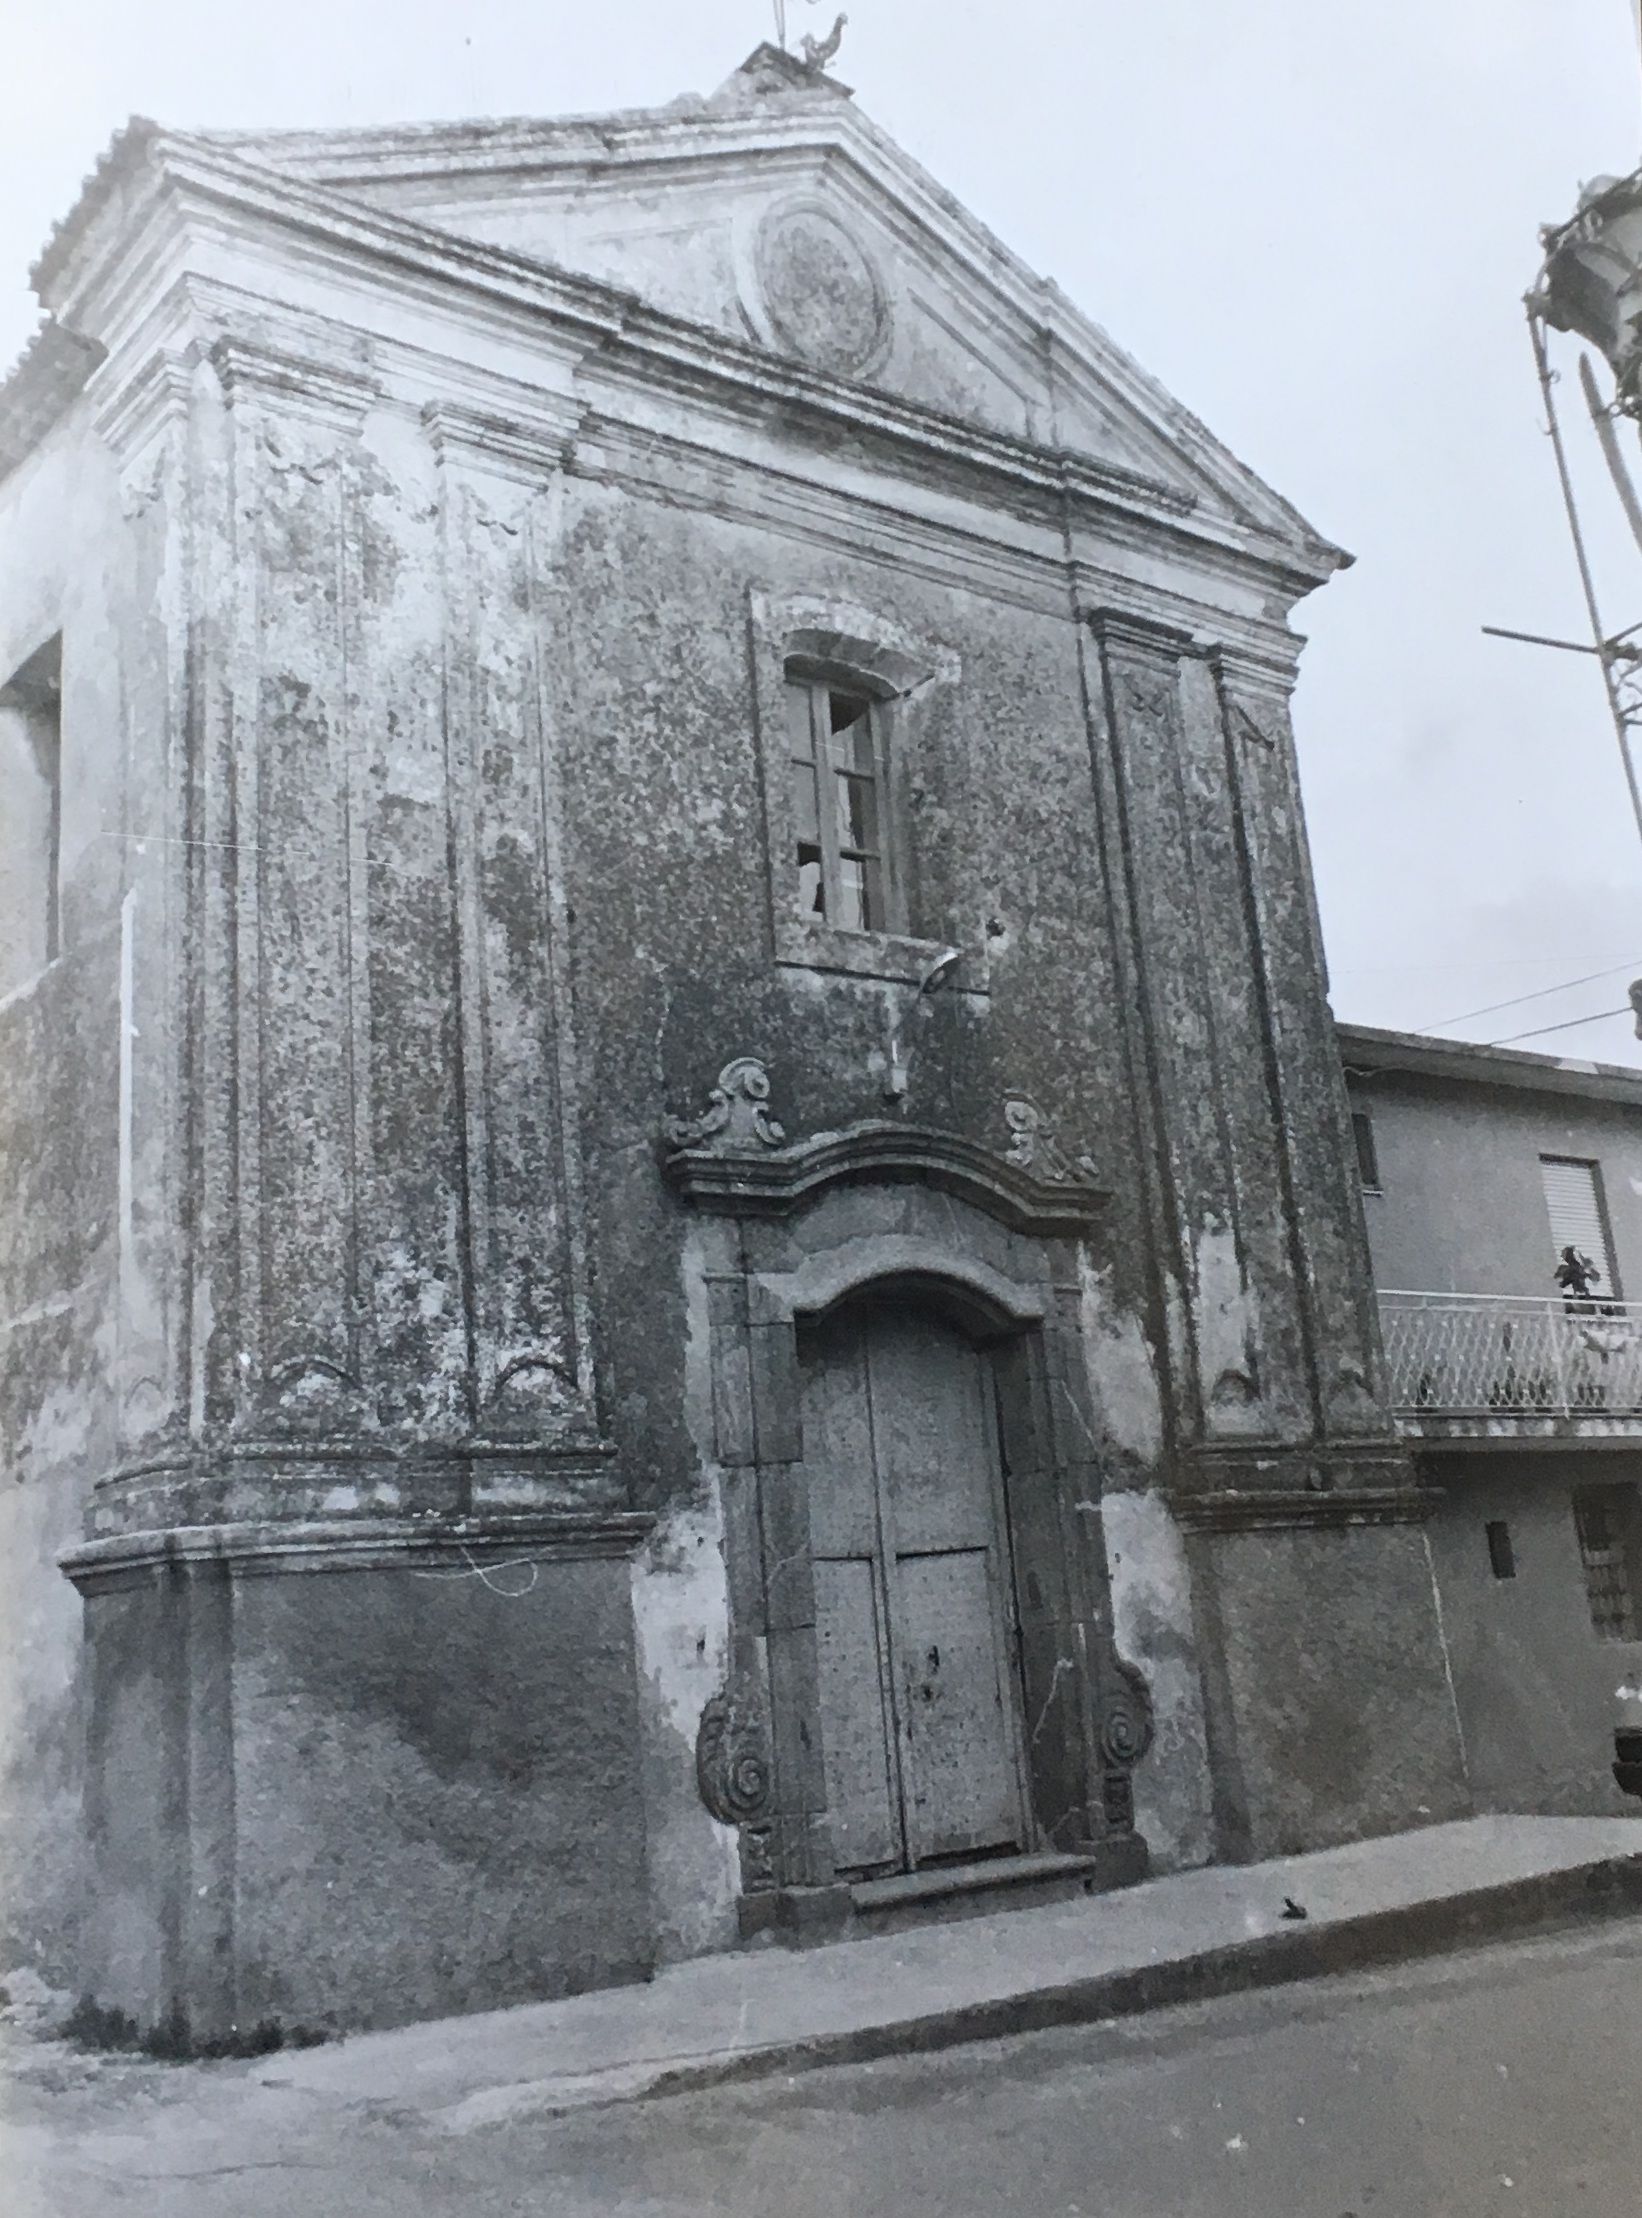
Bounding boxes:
199 51 1325 549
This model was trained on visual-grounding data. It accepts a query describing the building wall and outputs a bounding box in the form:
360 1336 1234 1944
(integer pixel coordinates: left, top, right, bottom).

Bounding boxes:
0 402 149 1982
1345 1064 1642 1299
0 109 1472 2028
1425 1450 1642 1816
1342 1045 1642 1819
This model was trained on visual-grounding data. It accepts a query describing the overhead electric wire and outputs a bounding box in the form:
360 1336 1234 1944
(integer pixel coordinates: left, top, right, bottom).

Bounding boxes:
1486 1005 1632 1047
1420 956 1642 1032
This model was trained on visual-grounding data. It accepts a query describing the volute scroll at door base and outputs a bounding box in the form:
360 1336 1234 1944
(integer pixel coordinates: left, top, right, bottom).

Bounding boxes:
694 1683 773 1828
1098 1655 1155 1832
1099 1655 1156 1770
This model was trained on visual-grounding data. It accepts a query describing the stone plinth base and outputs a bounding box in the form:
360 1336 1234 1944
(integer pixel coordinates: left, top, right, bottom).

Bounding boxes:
61 1513 656 2046
1179 1473 1472 1861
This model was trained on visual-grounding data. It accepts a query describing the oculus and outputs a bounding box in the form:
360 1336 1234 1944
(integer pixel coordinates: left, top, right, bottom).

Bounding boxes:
750 202 891 380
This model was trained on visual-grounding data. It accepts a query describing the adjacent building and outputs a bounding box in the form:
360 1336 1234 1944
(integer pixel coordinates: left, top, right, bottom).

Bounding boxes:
1342 1022 1642 1819
0 46 1471 2044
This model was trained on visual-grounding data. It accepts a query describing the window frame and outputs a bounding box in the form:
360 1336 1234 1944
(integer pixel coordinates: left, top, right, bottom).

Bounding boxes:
747 593 982 993
1540 1153 1622 1301
1350 1109 1381 1195
1571 1482 1642 1642
0 632 63 994
784 667 902 939
1485 1519 1516 1580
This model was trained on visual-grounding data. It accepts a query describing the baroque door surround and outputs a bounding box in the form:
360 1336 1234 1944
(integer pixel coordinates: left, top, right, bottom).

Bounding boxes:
663 1061 1154 1939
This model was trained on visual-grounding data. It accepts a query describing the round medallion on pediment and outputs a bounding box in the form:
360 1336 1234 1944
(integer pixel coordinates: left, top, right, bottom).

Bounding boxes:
752 202 891 380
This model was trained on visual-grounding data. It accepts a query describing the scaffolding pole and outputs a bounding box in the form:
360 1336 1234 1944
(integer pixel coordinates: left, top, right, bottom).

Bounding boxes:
1528 310 1642 856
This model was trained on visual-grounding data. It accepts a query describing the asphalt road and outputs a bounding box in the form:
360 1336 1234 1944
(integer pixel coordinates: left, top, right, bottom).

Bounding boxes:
7 1917 1642 2217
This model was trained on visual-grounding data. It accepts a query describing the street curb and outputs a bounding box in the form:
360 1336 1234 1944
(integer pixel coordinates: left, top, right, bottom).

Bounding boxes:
445 1849 1642 2124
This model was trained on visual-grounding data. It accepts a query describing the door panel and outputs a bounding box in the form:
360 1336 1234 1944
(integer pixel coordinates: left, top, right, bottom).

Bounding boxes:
897 1548 1023 1860
798 1297 1029 1877
814 1556 901 1873
802 1318 878 1559
866 1313 997 1553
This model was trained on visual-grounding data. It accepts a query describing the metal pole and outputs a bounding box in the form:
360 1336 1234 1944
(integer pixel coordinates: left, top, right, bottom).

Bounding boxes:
1580 353 1642 561
1529 311 1642 854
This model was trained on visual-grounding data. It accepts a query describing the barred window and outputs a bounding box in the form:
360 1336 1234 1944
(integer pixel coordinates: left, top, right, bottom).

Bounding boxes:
1572 1484 1642 1641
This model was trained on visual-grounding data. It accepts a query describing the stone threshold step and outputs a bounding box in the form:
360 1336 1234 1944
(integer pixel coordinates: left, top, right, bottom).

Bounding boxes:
850 1843 1143 1924
851 1848 1105 1912
741 1835 1147 1945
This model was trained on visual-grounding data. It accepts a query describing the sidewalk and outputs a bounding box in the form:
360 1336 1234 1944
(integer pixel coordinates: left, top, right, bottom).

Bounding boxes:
10 1811 1637 2173
10 1813 1642 2218
277 1813 1642 2129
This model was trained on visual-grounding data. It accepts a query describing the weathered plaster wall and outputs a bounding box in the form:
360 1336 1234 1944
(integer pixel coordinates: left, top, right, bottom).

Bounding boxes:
81 1548 653 2039
550 482 1150 1513
228 1555 651 2031
1101 1489 1213 1870
0 404 144 1981
631 1504 740 1964
1189 1522 1471 1859
1424 1449 1642 1816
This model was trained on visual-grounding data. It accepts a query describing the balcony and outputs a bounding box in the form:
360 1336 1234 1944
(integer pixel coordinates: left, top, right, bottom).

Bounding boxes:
1379 1291 1642 1445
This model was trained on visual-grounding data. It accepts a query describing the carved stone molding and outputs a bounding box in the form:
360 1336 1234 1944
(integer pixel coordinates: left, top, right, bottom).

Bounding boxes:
1002 1094 1097 1184
83 1438 625 1541
420 396 581 484
664 1057 786 1153
695 1682 774 1827
208 337 379 431
1087 608 1197 660
60 1508 657 1595
743 198 892 381
1174 1485 1441 1535
665 1114 1106 1236
1099 1655 1156 1771
93 348 194 469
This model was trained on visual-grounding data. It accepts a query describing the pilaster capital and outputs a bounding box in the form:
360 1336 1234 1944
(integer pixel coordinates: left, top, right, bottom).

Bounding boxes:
208 336 379 431
421 395 582 484
92 346 195 469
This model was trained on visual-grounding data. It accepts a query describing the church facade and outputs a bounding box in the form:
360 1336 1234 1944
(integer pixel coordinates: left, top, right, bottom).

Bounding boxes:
0 48 1470 2042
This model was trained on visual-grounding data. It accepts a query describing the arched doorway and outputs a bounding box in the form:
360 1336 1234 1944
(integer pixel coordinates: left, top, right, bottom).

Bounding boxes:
799 1290 1032 1877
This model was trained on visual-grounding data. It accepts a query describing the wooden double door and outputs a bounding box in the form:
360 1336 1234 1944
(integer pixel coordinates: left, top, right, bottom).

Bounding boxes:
800 1297 1032 1878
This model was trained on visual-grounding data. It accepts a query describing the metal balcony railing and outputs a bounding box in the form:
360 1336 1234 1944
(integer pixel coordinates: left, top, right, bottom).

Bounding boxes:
1378 1291 1642 1421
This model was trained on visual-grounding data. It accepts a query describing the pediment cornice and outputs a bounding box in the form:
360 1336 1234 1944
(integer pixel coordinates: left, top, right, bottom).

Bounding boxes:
15 117 1345 592
663 1107 1107 1238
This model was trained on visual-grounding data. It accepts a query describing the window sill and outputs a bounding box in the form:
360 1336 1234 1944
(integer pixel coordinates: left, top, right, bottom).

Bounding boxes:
774 916 989 995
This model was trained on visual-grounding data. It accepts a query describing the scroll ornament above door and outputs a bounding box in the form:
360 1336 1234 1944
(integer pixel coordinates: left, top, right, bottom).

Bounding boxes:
660 1059 1106 1237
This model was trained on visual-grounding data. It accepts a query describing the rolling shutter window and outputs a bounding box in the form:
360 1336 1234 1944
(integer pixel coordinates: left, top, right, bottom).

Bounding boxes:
1540 1156 1619 1297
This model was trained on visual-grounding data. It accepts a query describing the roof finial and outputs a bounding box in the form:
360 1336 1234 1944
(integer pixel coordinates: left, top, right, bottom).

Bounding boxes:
772 1 847 70
800 12 847 72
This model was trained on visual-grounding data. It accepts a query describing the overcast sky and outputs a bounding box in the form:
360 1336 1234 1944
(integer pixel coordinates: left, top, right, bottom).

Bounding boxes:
3 0 1641 1063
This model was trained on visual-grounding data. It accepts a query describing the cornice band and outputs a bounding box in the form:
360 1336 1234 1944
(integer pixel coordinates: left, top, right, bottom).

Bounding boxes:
60 1509 658 1593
